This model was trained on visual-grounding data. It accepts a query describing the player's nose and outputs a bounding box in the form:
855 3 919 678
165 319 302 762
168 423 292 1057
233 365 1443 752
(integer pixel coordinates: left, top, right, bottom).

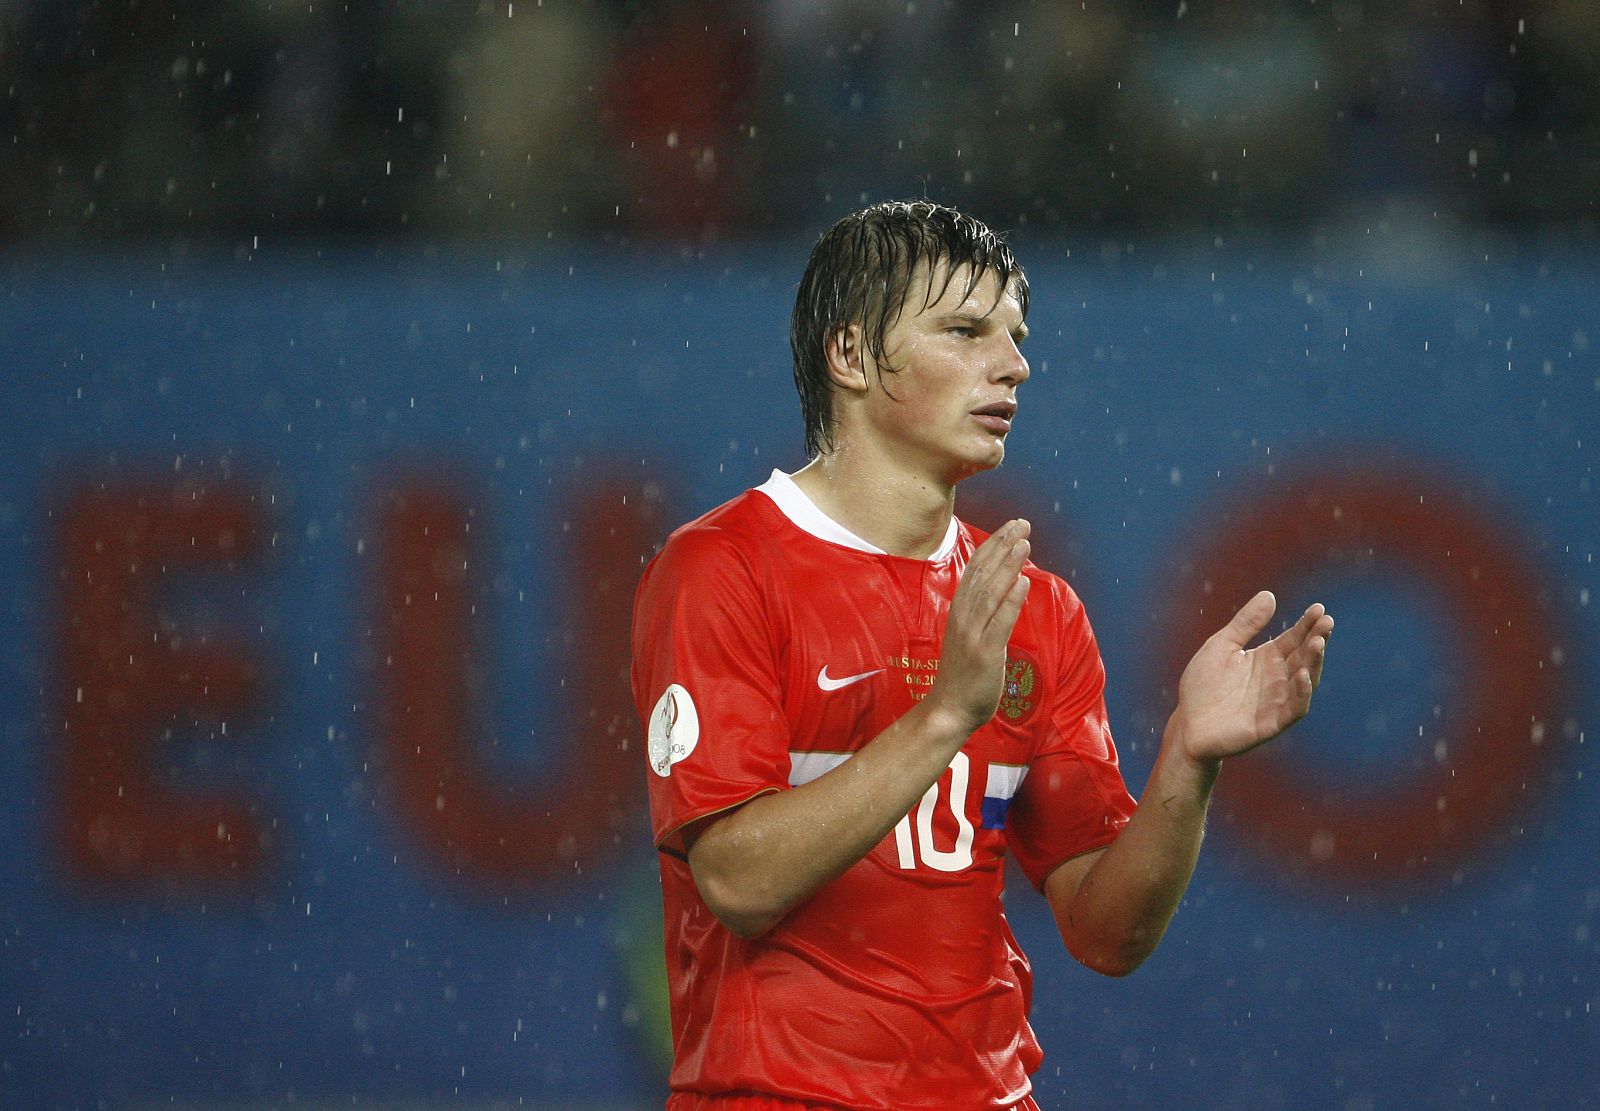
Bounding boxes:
995 335 1030 385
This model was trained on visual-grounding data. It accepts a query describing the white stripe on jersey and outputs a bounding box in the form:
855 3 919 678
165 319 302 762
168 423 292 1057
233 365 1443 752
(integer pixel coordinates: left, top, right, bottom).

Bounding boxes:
985 762 1028 801
788 750 851 787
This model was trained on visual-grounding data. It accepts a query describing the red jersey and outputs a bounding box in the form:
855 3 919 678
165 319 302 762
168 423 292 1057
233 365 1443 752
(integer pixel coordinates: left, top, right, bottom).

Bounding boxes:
631 471 1137 1110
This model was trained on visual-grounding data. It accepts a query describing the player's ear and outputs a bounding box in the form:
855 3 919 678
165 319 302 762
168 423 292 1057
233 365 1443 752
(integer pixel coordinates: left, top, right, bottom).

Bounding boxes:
824 323 869 394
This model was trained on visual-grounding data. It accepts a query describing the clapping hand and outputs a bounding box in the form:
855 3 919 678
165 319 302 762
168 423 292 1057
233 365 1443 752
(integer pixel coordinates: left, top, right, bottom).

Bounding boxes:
1172 591 1334 764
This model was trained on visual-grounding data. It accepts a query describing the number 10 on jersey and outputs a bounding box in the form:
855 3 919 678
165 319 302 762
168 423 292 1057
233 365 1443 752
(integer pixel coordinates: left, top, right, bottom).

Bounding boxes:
893 751 976 872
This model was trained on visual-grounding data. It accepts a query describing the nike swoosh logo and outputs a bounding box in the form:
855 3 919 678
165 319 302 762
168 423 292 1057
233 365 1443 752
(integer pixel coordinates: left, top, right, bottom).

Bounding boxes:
817 665 884 692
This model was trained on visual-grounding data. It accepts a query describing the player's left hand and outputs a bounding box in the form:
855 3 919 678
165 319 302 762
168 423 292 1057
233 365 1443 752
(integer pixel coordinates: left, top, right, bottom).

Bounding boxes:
1171 591 1333 764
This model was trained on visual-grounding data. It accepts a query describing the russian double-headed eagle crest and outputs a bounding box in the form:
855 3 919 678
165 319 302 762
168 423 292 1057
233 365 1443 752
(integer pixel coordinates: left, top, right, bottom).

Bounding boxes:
999 652 1037 722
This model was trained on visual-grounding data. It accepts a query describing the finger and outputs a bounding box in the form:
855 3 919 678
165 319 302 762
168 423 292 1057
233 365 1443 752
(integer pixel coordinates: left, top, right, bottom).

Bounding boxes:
1286 609 1333 667
1313 613 1333 685
1275 603 1325 649
951 522 1009 608
1292 602 1326 637
982 534 1030 627
1270 605 1332 665
962 521 1029 611
1307 633 1329 689
985 571 1031 643
1005 533 1030 576
961 520 1024 585
981 518 1029 556
1285 667 1315 721
994 519 1031 575
1217 589 1276 649
1298 664 1316 704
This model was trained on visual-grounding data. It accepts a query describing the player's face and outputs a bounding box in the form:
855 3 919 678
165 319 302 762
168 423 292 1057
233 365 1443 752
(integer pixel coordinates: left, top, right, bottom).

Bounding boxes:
865 262 1030 484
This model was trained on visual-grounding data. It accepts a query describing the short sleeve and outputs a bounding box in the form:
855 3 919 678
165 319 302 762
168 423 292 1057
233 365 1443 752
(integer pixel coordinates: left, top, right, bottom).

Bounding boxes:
1005 584 1137 890
631 525 791 853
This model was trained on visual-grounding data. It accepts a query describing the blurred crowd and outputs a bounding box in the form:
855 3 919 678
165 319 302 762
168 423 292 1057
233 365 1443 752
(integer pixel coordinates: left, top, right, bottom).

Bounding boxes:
3 0 1597 243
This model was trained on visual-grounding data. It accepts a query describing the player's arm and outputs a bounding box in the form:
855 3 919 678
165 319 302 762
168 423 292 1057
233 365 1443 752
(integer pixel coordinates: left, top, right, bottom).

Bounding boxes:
684 520 1034 940
1043 591 1333 976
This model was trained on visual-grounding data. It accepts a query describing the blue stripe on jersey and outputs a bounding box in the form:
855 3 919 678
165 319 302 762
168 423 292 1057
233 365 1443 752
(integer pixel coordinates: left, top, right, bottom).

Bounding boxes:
982 763 1028 830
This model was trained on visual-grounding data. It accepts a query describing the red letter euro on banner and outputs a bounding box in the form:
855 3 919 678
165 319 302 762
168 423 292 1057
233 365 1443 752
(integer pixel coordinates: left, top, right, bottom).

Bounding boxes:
55 481 267 886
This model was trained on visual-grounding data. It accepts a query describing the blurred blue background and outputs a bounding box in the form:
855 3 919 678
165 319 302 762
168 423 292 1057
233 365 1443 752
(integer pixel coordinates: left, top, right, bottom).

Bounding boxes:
3 243 1595 1109
2 2 1597 1109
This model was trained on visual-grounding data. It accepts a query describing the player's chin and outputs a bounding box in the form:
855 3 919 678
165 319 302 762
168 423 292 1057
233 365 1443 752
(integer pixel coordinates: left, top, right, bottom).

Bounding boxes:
952 444 1007 483
977 432 1009 466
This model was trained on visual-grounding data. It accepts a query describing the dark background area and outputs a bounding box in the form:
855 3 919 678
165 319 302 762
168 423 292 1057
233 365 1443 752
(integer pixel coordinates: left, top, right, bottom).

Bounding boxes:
3 0 1597 245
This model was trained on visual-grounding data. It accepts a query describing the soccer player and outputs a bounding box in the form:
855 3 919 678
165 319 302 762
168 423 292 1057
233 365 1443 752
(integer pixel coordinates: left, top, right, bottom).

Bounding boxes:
631 201 1334 1110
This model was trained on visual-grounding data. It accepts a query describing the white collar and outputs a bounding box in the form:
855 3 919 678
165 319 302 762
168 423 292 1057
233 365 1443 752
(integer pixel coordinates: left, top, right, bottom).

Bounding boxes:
754 469 959 561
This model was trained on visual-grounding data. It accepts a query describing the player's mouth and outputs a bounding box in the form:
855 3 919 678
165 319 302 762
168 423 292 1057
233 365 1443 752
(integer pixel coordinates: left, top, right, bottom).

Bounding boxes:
971 401 1017 435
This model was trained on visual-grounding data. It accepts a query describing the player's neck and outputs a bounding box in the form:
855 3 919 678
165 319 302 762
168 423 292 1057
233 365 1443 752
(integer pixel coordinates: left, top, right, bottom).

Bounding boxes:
791 454 956 560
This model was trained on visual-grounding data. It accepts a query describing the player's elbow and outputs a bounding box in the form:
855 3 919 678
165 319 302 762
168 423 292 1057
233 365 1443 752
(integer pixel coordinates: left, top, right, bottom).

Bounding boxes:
717 906 782 940
1073 945 1148 979
684 814 797 939
1062 927 1159 979
700 885 784 940
690 865 786 939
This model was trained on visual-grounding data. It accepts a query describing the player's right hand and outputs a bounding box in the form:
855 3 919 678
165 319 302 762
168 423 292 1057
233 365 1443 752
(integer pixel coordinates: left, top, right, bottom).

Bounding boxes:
929 518 1031 733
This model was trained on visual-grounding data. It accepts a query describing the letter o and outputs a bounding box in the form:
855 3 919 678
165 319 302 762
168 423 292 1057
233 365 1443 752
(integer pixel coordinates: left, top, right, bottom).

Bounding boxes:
1163 469 1570 891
